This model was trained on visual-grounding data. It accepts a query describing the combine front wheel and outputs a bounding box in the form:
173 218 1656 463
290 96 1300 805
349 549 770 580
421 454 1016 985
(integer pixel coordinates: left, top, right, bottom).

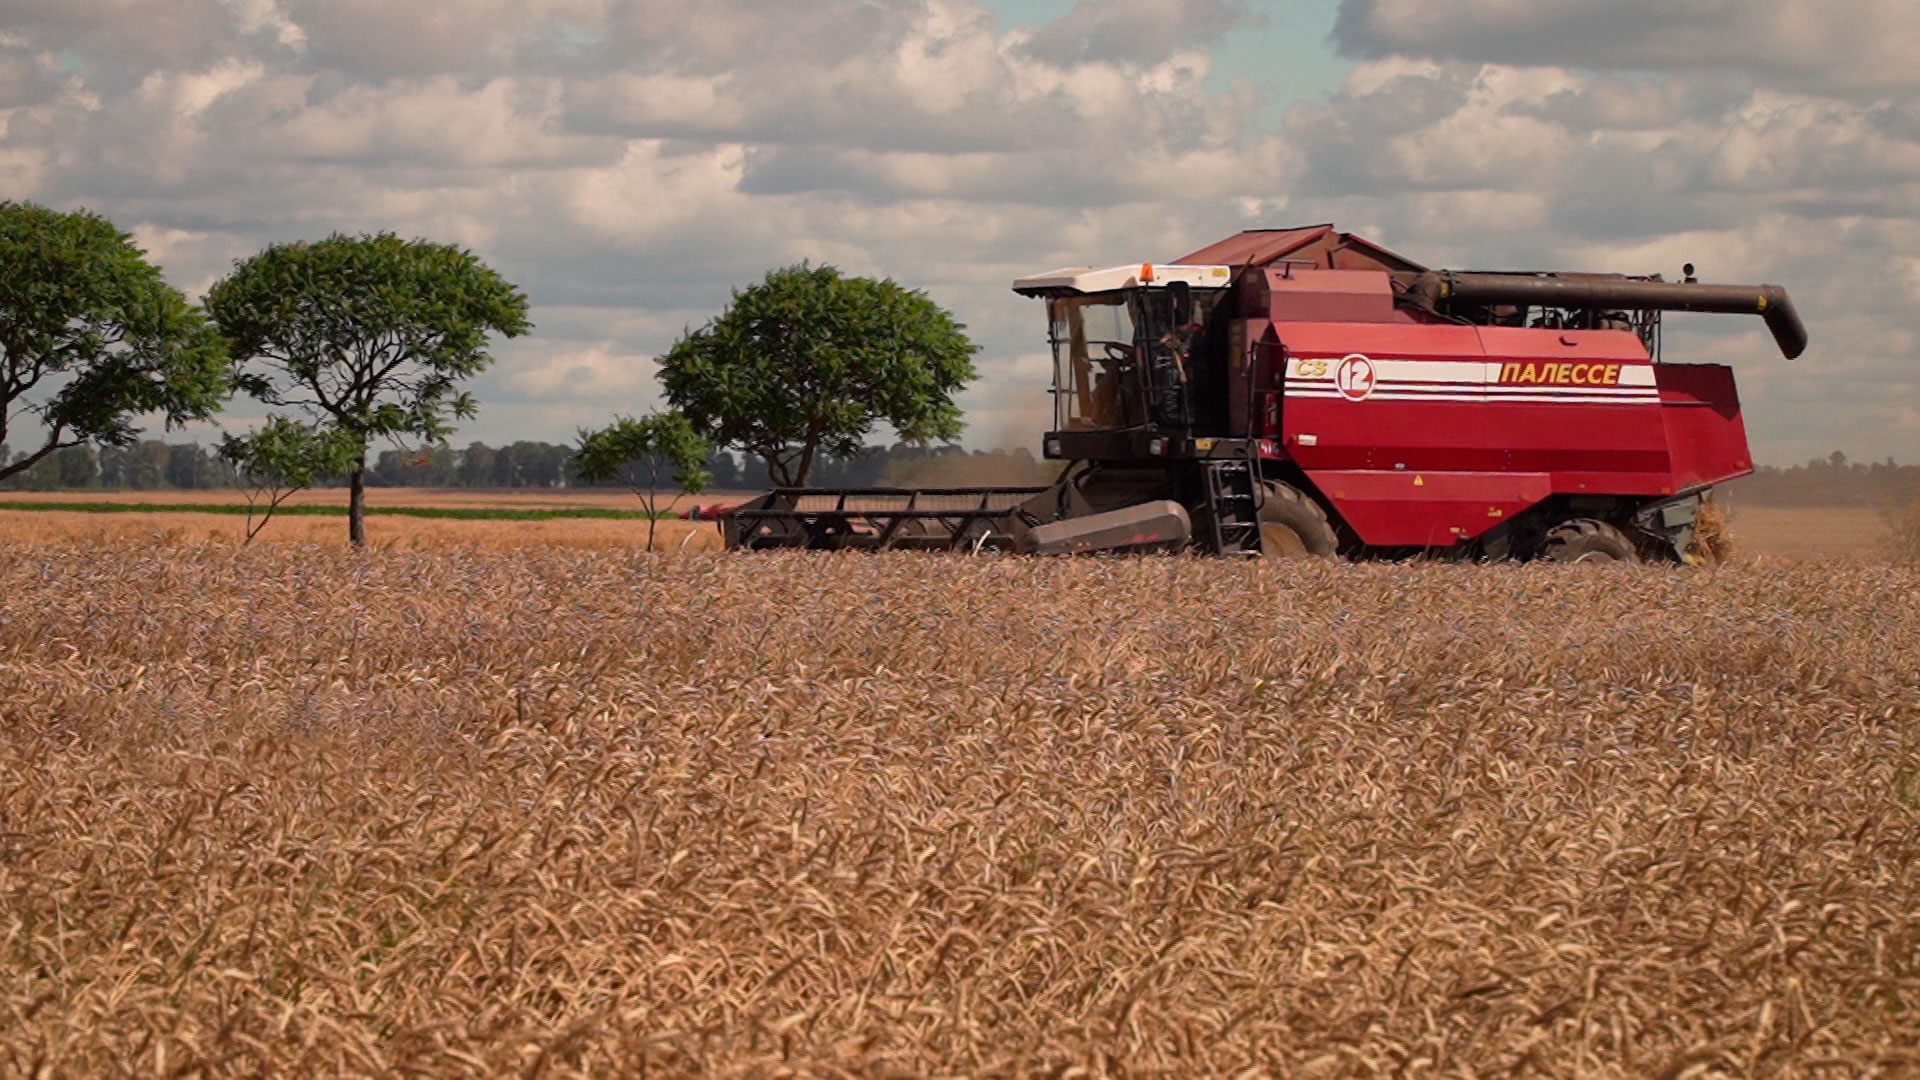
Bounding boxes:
1258 482 1339 558
1539 519 1639 564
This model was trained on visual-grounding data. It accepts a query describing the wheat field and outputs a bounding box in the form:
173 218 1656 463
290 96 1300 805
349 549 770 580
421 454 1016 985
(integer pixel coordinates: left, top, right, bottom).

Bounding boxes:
0 488 732 550
0 509 725 550
2 544 1916 1077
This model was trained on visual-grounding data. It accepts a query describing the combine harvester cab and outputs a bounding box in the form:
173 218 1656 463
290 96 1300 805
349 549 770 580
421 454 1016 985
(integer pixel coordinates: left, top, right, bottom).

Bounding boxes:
723 224 1805 563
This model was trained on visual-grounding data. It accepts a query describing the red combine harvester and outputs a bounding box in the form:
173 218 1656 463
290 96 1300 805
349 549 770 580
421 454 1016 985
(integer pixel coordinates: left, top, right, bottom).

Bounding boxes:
723 225 1806 562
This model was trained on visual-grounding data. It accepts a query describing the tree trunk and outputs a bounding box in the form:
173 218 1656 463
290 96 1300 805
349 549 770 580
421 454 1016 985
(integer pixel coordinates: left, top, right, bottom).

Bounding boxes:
348 463 367 547
643 473 658 553
794 438 817 488
766 453 798 489
768 442 817 488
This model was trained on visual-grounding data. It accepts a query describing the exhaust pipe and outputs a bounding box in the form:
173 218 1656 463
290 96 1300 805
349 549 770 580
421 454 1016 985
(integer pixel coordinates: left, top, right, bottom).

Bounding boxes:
1407 271 1808 360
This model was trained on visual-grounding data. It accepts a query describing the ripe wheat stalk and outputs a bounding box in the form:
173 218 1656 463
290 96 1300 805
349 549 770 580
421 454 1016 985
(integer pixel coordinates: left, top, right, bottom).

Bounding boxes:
0 542 1915 1077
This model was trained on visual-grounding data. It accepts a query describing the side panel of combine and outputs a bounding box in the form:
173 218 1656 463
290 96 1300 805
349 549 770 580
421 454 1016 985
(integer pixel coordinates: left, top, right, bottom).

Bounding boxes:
1476 327 1671 494
1300 470 1554 547
1270 321 1732 548
1279 321 1516 546
1655 363 1750 492
1277 322 1492 472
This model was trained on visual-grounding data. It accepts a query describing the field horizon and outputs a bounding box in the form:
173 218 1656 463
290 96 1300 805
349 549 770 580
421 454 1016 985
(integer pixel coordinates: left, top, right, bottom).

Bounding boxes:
0 488 1892 560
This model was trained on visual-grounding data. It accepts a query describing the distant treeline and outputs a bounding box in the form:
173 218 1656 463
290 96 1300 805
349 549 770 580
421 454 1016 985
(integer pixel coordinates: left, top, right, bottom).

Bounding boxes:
7 439 1900 504
1724 454 1918 507
0 440 1057 493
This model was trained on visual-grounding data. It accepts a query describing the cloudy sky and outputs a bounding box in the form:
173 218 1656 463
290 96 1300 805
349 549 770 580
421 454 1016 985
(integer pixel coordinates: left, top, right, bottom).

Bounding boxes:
3 0 1915 464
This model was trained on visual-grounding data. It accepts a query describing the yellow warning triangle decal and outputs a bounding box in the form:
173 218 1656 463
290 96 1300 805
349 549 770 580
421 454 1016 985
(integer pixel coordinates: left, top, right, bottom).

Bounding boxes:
1413 475 1425 486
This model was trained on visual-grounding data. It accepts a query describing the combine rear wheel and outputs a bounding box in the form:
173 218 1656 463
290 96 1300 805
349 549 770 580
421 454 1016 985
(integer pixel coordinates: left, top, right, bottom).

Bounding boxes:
1257 481 1338 558
1539 519 1639 564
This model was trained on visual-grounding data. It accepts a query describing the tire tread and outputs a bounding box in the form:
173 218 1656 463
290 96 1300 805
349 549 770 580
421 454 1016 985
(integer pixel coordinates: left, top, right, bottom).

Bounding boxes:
1259 481 1339 558
1540 518 1639 563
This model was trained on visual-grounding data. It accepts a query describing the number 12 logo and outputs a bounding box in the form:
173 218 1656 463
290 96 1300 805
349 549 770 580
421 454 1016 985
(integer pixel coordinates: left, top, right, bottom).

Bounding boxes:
1335 354 1377 402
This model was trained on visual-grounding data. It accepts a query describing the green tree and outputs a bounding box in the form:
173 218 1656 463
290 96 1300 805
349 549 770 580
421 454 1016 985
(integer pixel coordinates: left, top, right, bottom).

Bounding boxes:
491 443 520 486
573 411 712 551
131 440 170 489
458 441 495 487
55 444 99 488
206 232 531 546
0 201 229 486
372 444 455 488
507 440 569 487
165 441 209 489
218 418 361 544
659 263 978 487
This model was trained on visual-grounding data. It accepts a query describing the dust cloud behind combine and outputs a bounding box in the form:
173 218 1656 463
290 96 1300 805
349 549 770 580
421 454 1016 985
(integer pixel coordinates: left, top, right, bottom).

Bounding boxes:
879 447 1063 488
2 544 1915 1076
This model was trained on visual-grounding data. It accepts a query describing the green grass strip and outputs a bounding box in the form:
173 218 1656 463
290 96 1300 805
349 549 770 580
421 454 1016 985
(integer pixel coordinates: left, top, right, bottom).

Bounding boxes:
0 500 674 521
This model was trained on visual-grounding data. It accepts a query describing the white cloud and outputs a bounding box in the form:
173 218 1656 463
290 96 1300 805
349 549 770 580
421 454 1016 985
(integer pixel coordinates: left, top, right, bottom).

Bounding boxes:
276 0 604 76
504 342 658 398
1016 0 1253 66
2 0 1914 463
1333 0 1920 98
218 0 305 52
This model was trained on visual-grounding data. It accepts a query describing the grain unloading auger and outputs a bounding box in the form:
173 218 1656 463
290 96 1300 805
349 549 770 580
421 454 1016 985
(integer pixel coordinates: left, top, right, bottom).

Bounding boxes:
722 225 1805 562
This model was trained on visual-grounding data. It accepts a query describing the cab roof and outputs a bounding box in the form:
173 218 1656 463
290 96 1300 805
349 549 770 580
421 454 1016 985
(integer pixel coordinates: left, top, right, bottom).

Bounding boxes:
1011 263 1233 297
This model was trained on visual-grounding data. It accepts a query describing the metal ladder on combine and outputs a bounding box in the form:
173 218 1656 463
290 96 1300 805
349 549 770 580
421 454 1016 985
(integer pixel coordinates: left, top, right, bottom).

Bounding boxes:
1201 458 1262 555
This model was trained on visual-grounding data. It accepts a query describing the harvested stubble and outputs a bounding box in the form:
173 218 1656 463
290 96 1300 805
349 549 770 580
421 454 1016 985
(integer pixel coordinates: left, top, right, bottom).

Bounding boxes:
1 545 1917 1078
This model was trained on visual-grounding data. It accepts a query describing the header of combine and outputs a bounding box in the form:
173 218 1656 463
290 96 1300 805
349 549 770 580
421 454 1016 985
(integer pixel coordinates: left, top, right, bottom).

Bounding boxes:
723 224 1804 563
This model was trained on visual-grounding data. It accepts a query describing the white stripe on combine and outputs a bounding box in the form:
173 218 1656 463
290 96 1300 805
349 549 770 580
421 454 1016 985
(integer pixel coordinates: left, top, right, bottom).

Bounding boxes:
1288 382 1658 394
1295 357 1659 388
1286 389 1659 404
1369 383 1653 397
1368 359 1484 384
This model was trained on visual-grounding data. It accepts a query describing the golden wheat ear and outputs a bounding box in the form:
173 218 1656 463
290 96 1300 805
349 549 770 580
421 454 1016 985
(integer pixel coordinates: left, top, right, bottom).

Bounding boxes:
0 543 1913 1074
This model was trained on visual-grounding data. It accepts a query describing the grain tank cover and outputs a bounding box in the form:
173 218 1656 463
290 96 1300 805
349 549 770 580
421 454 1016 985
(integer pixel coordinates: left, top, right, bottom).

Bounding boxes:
1174 225 1426 274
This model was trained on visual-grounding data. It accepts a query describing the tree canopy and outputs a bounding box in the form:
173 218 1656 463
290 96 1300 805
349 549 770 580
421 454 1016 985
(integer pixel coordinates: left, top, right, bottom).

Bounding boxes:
0 201 228 485
207 232 531 545
659 263 978 487
573 411 712 550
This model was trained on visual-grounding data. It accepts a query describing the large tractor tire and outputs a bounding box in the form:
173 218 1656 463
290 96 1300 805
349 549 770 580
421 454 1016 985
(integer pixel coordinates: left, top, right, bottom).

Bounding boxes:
1539 518 1639 564
1258 481 1339 558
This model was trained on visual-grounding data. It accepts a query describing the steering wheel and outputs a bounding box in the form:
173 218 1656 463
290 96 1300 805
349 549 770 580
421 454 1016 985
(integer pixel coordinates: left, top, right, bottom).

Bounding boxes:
1101 342 1136 363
